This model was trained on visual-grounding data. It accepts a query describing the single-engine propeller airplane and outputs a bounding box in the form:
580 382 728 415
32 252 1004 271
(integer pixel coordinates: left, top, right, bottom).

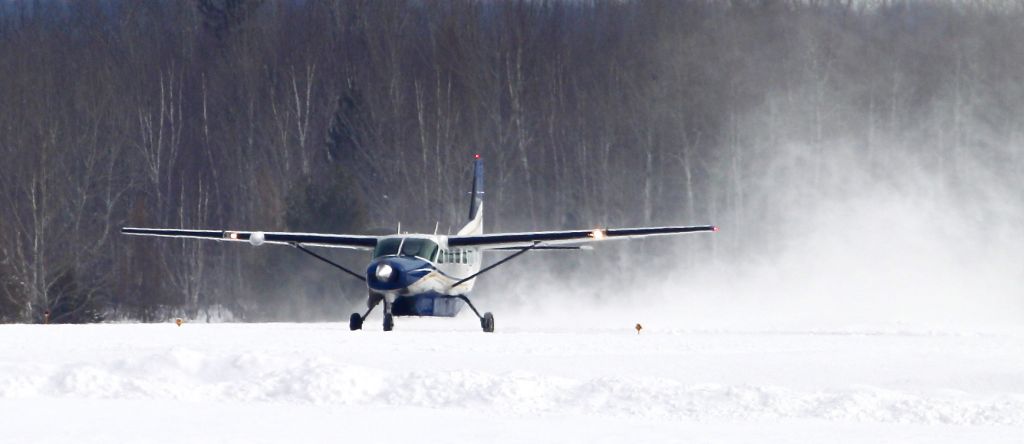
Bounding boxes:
122 156 716 332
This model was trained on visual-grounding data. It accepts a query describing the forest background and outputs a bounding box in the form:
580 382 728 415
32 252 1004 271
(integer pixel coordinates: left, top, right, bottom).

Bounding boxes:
1 0 1021 324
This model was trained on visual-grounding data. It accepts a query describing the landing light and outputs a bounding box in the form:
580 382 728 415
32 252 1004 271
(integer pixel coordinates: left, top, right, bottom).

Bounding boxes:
226 232 239 240
590 229 606 240
375 263 394 281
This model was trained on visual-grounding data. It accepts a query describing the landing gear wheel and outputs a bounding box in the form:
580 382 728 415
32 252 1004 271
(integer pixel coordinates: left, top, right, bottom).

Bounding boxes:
349 313 363 331
383 313 394 331
481 312 495 333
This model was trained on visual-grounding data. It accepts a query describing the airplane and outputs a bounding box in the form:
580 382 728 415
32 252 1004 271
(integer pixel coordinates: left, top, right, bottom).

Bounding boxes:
122 156 717 332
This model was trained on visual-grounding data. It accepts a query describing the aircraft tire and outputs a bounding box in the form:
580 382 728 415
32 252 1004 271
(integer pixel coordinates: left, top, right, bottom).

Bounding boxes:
481 312 495 333
383 313 394 331
349 313 362 331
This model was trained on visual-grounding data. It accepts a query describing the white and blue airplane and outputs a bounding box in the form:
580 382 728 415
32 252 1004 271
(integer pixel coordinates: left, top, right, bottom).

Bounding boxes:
122 157 716 332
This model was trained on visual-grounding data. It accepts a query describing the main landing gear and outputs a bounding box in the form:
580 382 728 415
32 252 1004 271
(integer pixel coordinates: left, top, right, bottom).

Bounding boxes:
452 295 494 333
481 312 494 333
349 294 397 331
350 294 495 333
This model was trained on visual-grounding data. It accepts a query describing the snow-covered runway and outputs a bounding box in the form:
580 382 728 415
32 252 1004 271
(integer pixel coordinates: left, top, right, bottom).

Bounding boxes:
1 320 1021 443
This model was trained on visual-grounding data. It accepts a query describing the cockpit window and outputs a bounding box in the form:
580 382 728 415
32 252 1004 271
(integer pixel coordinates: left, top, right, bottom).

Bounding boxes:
373 238 402 257
374 237 439 261
402 238 439 260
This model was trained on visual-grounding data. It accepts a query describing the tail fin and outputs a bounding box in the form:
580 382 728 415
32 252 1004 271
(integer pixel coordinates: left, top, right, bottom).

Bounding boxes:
468 157 483 221
458 156 484 235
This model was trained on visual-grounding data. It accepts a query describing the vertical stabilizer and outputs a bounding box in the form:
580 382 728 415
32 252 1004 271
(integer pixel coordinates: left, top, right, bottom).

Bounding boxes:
468 157 483 221
458 157 484 235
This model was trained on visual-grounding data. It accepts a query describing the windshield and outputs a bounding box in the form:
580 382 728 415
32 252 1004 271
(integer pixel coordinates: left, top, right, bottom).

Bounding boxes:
373 238 402 257
374 238 439 261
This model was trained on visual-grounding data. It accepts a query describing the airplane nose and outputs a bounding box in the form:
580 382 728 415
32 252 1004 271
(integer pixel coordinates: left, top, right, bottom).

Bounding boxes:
367 257 431 291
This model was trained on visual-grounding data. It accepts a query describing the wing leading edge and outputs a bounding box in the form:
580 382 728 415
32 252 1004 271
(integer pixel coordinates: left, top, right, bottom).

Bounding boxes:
122 224 715 251
121 227 378 250
447 225 717 250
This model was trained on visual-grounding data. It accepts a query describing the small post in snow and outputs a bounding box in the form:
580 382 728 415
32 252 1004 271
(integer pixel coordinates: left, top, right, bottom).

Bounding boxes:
43 310 50 325
635 323 642 334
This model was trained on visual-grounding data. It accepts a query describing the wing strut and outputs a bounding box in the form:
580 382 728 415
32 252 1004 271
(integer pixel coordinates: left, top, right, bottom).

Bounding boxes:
451 242 540 288
292 243 366 282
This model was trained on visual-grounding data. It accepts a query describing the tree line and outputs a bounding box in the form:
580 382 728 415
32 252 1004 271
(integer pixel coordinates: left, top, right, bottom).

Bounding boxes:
1 0 1021 322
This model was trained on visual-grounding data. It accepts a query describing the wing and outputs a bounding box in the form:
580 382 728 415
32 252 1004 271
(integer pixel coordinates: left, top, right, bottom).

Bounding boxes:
121 227 378 250
447 225 716 250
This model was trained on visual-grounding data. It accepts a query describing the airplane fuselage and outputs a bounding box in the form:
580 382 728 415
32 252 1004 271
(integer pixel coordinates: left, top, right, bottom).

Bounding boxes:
365 235 482 317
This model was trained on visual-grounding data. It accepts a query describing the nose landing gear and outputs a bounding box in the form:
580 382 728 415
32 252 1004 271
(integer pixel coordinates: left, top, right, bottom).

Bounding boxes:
382 297 395 331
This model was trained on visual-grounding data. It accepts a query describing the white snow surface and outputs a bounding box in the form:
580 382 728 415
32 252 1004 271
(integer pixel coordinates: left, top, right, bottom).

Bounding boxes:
1 318 1022 443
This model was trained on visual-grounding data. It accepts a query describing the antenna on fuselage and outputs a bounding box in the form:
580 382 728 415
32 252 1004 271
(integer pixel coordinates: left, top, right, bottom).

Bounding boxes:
397 222 401 234
434 221 439 235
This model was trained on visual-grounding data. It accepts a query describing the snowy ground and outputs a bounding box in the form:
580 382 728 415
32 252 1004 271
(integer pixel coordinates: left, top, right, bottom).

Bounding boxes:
1 317 1022 443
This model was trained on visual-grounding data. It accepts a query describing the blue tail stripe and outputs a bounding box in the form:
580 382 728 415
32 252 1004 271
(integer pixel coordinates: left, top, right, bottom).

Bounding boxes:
468 158 484 221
